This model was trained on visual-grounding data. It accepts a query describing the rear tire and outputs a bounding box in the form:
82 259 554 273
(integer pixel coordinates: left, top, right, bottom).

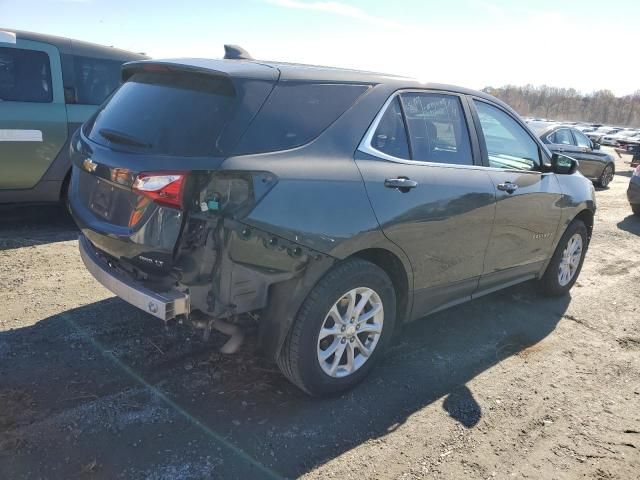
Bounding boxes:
597 164 614 188
277 258 396 396
537 220 588 297
632 204 640 216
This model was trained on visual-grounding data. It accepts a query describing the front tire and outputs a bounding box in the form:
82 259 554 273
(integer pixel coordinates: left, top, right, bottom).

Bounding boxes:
597 164 614 188
537 220 588 296
277 258 396 396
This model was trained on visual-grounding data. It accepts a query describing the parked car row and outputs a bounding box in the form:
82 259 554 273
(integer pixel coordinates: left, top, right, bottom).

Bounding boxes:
527 121 616 188
523 117 640 147
525 117 640 215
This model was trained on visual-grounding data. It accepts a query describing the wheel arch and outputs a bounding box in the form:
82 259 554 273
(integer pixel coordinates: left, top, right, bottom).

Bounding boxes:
537 204 595 280
573 208 594 241
351 247 411 327
260 243 413 362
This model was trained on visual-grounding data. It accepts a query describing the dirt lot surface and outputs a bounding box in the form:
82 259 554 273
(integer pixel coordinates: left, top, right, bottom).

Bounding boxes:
1 147 639 479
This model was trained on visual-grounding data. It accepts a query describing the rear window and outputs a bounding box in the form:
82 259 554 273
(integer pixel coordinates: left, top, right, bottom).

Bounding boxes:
88 71 236 156
0 47 52 103
233 82 369 155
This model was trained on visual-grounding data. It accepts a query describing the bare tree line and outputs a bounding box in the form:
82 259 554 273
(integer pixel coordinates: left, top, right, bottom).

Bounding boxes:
483 85 640 127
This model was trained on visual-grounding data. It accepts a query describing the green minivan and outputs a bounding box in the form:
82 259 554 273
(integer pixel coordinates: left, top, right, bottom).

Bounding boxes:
0 29 147 204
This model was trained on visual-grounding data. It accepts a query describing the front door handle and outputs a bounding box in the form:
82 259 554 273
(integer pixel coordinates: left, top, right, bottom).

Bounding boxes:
497 181 518 194
384 177 418 192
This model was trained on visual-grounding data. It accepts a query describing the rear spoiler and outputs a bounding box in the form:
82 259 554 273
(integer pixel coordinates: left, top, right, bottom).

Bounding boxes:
121 59 278 83
0 30 16 44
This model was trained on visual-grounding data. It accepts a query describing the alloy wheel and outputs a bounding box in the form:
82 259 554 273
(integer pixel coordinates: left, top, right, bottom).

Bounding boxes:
316 287 384 378
558 233 583 286
601 165 614 187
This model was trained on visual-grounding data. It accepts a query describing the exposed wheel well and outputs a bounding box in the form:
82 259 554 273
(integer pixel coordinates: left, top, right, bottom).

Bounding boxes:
574 209 594 241
352 248 410 323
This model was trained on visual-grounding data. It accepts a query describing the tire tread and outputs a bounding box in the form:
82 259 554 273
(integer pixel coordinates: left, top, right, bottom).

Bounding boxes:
277 258 393 395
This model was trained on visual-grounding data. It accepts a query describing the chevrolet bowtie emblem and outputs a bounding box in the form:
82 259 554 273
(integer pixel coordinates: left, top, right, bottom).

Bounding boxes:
83 158 97 173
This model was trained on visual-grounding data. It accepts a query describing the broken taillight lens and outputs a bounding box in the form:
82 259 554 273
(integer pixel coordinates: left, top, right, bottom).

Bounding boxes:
202 172 277 218
132 172 187 209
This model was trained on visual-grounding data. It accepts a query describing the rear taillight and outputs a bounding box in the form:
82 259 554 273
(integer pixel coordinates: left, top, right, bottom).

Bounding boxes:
133 172 187 209
634 166 640 177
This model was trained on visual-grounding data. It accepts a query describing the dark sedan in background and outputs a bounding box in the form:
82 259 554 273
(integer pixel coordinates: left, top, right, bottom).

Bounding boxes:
529 122 616 188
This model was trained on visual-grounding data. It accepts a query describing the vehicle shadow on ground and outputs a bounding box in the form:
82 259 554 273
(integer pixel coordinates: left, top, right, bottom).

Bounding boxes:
615 169 635 178
617 214 640 236
0 284 570 479
0 204 77 250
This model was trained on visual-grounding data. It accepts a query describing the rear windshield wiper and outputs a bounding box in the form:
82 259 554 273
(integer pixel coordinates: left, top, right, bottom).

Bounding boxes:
98 128 152 149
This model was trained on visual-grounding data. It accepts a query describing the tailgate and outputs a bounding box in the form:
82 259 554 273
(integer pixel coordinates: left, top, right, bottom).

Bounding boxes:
69 62 277 273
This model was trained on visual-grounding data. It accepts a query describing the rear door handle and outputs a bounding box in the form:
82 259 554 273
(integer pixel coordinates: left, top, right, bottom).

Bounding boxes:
497 181 518 194
384 177 418 191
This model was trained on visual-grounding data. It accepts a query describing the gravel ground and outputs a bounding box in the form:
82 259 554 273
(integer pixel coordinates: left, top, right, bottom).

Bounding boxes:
0 147 638 479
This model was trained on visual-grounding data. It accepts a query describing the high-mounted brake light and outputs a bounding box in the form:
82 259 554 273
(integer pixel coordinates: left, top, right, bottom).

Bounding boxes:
132 172 187 209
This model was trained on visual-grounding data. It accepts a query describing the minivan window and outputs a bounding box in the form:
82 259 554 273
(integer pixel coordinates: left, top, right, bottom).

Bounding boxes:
474 100 540 171
0 47 52 103
74 56 124 105
371 97 410 159
400 93 472 165
87 71 236 156
233 83 368 155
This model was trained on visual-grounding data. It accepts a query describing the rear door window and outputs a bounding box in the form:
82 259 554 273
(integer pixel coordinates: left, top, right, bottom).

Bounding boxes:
0 46 52 102
370 97 410 159
87 71 237 156
73 56 125 105
549 128 575 146
233 82 369 154
400 93 472 165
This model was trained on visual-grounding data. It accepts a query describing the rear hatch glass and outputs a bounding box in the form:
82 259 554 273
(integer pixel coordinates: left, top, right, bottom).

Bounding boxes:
86 71 236 156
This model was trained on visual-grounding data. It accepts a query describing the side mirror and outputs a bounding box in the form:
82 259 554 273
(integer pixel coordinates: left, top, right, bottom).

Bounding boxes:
592 141 600 150
551 153 579 175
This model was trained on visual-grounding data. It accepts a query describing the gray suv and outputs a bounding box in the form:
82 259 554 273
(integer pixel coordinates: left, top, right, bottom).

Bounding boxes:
69 49 596 396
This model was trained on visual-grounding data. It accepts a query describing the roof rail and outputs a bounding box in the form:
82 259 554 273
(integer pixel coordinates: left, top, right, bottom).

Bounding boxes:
223 44 253 60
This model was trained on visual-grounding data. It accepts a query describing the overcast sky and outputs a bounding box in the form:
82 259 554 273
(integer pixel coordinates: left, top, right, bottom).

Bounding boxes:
2 0 638 96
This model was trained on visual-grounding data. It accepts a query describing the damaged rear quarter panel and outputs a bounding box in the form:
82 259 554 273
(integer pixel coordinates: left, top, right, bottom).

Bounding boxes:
177 83 414 359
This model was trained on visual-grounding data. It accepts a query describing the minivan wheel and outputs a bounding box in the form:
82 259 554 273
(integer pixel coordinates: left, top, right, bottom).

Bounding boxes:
277 258 396 396
598 164 614 188
537 220 588 297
